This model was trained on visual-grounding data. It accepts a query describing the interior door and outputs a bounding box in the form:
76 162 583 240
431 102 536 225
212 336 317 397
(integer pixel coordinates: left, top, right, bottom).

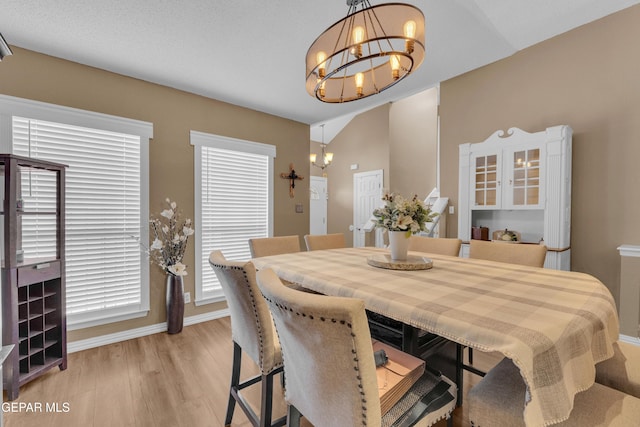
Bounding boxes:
309 176 327 235
353 170 383 247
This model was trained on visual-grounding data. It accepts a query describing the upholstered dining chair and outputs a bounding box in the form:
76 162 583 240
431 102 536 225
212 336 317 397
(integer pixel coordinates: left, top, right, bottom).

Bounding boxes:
468 357 640 426
596 340 640 398
256 267 457 427
468 239 547 268
408 236 462 257
249 235 301 258
208 251 285 427
303 232 346 251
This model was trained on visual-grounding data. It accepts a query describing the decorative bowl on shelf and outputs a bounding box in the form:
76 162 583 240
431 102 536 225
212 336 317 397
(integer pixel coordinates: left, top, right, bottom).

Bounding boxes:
492 228 521 243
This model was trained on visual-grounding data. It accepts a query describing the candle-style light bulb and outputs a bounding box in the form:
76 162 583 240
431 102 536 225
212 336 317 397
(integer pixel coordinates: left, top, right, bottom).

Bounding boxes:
403 20 416 53
352 26 365 58
355 72 364 97
310 153 317 163
403 20 416 38
390 55 401 80
316 51 327 78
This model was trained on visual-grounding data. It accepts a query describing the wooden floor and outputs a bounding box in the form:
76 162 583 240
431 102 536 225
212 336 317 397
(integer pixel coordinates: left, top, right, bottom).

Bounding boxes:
3 317 501 427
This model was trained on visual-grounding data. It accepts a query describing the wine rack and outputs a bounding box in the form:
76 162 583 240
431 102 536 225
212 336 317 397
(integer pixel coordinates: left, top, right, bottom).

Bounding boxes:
1 154 67 400
17 272 63 379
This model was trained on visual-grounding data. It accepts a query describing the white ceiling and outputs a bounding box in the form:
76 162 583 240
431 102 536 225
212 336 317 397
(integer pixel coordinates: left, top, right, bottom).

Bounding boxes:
1 0 638 134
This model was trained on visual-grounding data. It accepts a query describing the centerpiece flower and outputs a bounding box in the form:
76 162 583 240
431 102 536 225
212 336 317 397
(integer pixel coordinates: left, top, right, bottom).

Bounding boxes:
372 193 437 260
372 193 437 236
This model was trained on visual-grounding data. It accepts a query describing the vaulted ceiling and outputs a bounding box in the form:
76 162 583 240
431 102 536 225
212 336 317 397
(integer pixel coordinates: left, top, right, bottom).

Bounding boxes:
2 0 638 129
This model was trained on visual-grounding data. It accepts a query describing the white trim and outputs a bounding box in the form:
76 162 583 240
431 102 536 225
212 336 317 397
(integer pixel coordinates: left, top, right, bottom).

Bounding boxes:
190 130 276 157
68 308 230 353
0 94 153 139
67 308 149 331
620 334 640 346
191 130 275 304
617 245 640 258
63 315 640 357
194 294 226 307
1 95 152 329
435 83 441 191
194 142 206 303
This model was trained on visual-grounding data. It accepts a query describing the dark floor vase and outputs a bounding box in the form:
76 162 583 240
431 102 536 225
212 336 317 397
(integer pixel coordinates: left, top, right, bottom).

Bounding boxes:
166 274 185 334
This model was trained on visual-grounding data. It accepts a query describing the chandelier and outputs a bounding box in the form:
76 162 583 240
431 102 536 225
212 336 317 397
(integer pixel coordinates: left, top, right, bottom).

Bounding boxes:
306 0 425 103
310 125 334 171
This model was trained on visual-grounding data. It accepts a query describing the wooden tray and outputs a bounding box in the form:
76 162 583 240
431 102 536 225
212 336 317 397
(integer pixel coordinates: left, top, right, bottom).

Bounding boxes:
367 254 433 270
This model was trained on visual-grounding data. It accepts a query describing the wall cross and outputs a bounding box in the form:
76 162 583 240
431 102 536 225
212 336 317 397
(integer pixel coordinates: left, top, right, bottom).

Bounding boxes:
280 163 304 198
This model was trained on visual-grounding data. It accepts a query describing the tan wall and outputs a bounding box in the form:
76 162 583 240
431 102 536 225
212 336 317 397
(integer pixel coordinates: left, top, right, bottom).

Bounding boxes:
310 89 440 246
440 5 640 313
317 104 391 247
331 104 391 247
389 88 438 197
0 47 310 342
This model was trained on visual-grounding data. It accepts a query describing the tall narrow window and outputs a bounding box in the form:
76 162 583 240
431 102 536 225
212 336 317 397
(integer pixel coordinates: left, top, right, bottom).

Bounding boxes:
0 95 152 329
191 131 275 304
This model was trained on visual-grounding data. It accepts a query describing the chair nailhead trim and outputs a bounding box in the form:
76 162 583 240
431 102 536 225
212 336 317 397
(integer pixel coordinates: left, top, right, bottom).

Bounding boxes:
210 260 283 372
261 292 370 426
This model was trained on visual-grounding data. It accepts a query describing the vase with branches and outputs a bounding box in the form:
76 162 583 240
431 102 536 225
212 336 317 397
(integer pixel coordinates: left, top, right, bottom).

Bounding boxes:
142 198 194 333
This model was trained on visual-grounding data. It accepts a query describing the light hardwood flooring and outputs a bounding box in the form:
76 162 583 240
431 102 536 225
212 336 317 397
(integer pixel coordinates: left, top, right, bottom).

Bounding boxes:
3 317 501 427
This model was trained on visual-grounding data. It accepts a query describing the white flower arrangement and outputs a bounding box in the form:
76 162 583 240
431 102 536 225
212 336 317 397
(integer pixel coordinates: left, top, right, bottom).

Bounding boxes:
372 193 438 237
145 198 194 276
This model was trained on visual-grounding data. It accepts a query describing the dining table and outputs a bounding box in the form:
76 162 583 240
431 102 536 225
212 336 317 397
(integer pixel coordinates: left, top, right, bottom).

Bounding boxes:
251 246 620 427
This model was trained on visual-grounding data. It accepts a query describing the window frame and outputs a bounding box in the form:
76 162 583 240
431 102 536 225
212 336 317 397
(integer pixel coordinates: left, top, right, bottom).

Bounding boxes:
190 130 275 306
0 94 153 330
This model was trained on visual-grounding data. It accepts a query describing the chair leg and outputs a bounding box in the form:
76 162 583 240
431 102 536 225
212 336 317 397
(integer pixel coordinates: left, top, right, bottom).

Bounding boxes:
260 372 274 427
468 347 474 365
287 405 302 427
225 341 242 427
456 343 464 407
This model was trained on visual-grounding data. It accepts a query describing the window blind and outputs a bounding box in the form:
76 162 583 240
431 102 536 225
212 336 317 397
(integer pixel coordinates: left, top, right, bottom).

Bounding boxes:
191 131 274 304
199 146 270 296
13 117 143 320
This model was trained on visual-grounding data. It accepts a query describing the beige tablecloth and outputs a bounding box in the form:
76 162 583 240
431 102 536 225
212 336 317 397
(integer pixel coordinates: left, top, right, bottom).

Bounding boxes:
252 247 619 426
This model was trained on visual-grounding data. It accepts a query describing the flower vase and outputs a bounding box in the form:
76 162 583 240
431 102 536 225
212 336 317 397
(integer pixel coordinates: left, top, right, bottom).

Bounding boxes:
166 273 185 334
388 230 410 261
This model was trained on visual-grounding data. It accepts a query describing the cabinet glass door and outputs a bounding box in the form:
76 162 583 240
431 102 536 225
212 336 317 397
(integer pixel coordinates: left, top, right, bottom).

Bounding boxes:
473 153 499 207
511 149 540 206
18 166 59 263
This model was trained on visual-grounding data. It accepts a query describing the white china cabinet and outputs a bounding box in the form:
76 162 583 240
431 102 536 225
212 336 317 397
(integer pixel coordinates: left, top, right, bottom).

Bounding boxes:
458 126 572 270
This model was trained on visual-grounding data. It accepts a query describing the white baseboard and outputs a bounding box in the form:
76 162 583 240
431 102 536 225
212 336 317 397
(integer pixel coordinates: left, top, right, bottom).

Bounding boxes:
67 308 230 353
68 315 638 354
619 334 640 346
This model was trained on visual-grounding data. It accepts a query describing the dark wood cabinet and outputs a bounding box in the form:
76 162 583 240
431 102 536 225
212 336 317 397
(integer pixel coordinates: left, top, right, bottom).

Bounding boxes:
1 154 67 400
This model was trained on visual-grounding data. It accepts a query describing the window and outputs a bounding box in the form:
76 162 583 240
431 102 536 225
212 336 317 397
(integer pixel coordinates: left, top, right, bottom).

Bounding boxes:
191 131 275 304
0 95 152 329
